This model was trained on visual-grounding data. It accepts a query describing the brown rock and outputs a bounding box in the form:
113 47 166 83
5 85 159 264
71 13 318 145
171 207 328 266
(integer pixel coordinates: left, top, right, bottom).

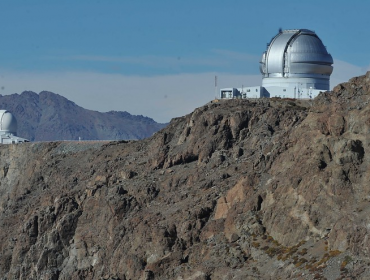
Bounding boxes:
2 73 370 279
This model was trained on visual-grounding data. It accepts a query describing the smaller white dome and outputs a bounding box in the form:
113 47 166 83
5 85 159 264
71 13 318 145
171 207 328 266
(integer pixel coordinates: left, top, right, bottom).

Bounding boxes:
0 110 17 135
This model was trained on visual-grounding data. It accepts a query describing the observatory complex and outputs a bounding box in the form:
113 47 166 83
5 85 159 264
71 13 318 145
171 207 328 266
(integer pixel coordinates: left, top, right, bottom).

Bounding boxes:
220 29 333 99
0 110 29 144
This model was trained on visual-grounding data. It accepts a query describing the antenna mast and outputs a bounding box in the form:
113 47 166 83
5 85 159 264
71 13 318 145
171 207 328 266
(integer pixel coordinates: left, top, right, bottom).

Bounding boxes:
215 75 218 99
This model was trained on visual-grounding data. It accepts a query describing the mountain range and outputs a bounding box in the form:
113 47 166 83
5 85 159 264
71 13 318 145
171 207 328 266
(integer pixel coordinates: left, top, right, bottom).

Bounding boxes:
0 91 167 141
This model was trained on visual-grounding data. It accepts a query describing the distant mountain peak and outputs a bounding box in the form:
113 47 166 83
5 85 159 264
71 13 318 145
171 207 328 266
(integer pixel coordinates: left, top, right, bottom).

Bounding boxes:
0 91 167 141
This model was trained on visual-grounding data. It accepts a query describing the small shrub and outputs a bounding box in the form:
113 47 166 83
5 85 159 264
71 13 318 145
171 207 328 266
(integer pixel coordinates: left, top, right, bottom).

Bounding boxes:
316 254 330 267
286 247 298 257
293 256 299 263
329 250 341 257
305 264 313 270
294 258 307 267
252 242 260 248
266 247 278 257
298 248 308 256
340 255 352 270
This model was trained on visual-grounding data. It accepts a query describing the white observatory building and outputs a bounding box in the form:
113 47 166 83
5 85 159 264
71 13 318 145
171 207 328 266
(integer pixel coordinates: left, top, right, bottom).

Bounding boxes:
0 110 29 144
220 29 333 99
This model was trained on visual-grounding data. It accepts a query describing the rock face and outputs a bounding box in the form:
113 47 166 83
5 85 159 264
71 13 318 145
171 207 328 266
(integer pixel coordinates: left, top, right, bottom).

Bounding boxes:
1 73 370 279
0 91 167 141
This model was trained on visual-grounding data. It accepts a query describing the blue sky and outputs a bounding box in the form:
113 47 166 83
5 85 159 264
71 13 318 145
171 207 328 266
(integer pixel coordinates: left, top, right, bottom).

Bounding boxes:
0 0 369 122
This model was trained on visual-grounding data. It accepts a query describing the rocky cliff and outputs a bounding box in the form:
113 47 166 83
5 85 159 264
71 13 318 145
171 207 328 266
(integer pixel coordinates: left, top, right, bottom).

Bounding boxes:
1 73 370 279
0 91 166 141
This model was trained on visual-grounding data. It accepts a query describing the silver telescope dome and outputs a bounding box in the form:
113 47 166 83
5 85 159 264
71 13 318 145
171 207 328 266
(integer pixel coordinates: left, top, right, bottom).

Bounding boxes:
0 110 17 135
0 109 29 144
260 29 333 91
219 28 334 100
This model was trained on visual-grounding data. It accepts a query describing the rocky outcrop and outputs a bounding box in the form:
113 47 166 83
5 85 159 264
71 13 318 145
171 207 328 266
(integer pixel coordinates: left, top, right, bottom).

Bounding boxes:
2 72 370 279
0 91 167 141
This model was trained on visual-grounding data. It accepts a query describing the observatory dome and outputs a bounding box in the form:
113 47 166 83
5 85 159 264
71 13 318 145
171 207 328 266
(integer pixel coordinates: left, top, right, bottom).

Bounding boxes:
259 29 333 91
0 110 17 135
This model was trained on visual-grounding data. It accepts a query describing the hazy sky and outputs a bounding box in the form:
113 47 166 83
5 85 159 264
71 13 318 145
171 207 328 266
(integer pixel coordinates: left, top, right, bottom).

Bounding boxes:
0 0 369 123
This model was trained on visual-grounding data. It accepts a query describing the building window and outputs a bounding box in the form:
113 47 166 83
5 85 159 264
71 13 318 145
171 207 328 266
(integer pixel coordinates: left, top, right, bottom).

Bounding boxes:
283 89 286 92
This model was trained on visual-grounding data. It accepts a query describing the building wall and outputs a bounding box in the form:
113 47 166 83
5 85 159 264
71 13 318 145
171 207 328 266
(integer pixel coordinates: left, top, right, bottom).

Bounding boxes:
262 76 330 91
220 85 325 99
220 88 237 99
264 86 324 99
239 86 262 98
0 133 29 144
220 87 267 99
